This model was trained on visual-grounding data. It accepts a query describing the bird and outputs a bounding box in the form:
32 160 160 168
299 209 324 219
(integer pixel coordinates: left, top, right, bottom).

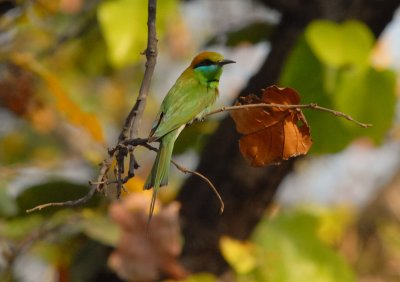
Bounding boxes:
144 51 235 223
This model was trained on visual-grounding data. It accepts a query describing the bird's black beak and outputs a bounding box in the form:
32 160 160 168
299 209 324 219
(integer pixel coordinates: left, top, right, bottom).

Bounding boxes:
218 59 236 66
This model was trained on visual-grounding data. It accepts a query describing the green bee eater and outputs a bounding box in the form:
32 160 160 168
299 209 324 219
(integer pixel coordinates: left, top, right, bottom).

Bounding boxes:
144 51 235 222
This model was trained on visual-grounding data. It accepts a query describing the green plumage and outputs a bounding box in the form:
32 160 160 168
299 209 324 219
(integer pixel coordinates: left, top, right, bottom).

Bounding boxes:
144 51 235 223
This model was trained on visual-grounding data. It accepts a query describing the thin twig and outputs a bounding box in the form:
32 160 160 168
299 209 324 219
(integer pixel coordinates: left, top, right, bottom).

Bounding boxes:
26 185 98 213
119 0 158 142
207 103 372 128
136 142 224 213
26 157 112 213
171 160 224 214
114 0 158 189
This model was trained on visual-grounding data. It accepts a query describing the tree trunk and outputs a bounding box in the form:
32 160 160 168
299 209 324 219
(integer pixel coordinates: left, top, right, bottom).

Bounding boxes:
178 0 399 274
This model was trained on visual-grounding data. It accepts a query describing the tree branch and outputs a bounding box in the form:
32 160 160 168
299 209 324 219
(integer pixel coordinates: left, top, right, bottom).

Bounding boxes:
113 0 158 195
26 0 158 213
207 102 372 128
27 96 370 213
171 160 224 214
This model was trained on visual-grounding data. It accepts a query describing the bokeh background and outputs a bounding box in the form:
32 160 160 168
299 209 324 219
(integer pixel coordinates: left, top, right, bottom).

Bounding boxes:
1 0 400 281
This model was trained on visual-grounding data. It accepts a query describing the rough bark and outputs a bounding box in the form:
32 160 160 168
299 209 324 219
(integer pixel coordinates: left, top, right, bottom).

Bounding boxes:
178 0 399 274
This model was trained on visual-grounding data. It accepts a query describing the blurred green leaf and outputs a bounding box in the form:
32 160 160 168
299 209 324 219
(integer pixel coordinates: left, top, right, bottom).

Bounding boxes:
0 209 79 240
250 211 355 282
314 206 354 246
180 273 217 282
280 37 352 153
305 20 374 68
80 210 120 247
334 67 396 143
0 186 18 217
97 0 177 68
0 214 44 240
220 236 257 274
0 119 62 164
280 20 396 153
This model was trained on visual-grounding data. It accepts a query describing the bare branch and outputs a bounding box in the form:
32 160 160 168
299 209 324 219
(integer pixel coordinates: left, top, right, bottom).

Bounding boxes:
171 160 224 214
27 0 159 213
26 185 98 213
95 0 157 193
207 102 372 128
114 0 158 190
119 0 158 142
133 142 225 214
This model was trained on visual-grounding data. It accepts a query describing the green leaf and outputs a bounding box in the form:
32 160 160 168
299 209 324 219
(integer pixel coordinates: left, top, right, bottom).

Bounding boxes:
182 273 217 282
280 20 396 153
250 211 355 282
0 215 44 240
79 210 120 247
334 67 396 143
97 0 177 68
305 20 374 68
280 37 352 153
0 186 18 217
220 236 257 274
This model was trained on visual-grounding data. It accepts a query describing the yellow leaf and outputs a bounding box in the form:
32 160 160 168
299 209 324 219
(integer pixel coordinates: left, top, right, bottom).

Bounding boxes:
98 0 178 68
315 206 354 245
220 236 257 274
123 177 145 195
11 53 104 143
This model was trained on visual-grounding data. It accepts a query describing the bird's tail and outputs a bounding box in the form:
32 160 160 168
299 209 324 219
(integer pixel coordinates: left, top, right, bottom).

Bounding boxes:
144 132 176 223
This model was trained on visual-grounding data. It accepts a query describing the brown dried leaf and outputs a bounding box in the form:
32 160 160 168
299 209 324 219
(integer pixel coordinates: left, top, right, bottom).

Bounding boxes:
108 194 187 281
231 85 312 166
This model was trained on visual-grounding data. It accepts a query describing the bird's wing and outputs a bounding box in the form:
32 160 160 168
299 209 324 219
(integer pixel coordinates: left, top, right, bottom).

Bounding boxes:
150 77 217 140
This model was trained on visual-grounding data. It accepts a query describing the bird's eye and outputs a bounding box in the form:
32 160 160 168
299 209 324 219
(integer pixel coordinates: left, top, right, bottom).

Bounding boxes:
194 59 215 68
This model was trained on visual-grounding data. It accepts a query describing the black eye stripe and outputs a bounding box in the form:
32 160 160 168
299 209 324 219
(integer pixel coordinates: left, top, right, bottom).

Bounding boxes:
194 59 215 68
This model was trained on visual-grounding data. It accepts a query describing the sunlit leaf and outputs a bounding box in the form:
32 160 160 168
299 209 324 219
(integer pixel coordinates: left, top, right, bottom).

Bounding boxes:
334 67 396 143
220 236 257 274
230 86 312 166
306 20 374 68
280 26 396 152
179 273 217 282
98 0 178 68
315 206 354 246
123 176 145 195
251 210 355 282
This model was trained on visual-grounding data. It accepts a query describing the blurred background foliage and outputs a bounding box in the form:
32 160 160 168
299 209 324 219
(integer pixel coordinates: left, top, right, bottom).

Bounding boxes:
0 0 399 281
